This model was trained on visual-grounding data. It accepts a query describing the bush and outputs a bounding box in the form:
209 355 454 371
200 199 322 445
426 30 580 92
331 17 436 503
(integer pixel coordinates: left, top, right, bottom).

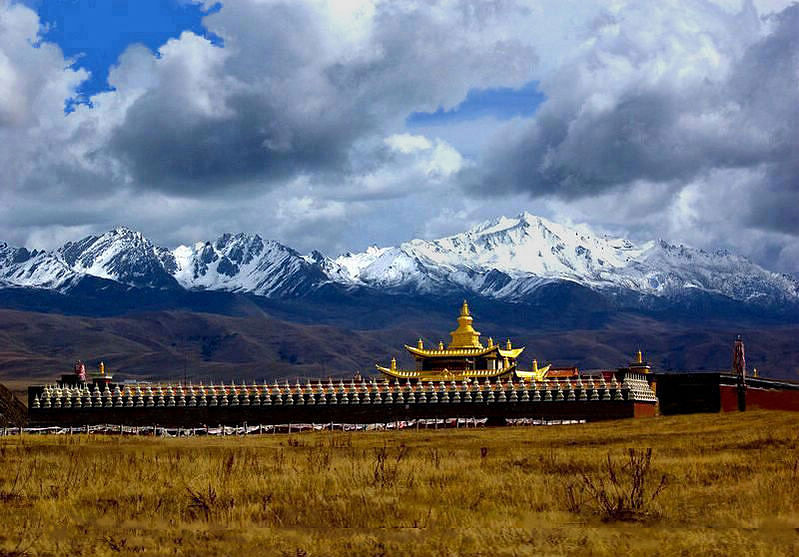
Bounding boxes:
566 448 667 522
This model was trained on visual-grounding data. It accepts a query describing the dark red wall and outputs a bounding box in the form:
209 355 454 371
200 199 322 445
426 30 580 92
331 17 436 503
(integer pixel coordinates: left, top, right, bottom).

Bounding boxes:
721 385 799 412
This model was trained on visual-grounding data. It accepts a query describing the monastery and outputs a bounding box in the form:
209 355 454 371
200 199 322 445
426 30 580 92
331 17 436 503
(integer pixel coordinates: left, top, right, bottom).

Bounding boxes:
18 301 799 429
376 301 545 381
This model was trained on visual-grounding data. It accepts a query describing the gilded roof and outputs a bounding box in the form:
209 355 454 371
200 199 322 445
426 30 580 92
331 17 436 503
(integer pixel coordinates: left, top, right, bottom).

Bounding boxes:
375 364 515 381
404 344 525 359
405 344 502 358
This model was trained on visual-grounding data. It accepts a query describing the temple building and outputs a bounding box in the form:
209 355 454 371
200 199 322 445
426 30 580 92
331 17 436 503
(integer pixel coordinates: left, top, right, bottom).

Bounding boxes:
376 301 547 382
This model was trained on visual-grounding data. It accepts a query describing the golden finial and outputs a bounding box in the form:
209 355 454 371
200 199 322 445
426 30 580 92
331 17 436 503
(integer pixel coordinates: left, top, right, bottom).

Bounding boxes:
390 357 397 371
417 338 424 349
636 349 643 364
532 359 538 373
99 361 105 376
753 367 759 378
438 341 444 350
488 337 494 347
449 300 482 348
506 338 512 350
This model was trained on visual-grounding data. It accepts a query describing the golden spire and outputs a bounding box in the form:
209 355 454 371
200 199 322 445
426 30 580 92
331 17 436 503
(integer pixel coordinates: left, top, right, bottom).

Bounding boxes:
488 337 494 347
417 338 424 349
532 359 538 373
99 361 105 376
448 300 482 348
438 340 444 350
636 349 643 364
506 338 512 350
390 357 397 371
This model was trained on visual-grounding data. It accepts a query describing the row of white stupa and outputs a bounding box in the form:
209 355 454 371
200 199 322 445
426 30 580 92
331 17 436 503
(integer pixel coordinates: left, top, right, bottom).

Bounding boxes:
33 374 656 409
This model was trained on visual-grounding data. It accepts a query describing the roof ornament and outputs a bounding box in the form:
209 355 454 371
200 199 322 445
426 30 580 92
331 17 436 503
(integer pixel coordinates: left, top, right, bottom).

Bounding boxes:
449 300 482 348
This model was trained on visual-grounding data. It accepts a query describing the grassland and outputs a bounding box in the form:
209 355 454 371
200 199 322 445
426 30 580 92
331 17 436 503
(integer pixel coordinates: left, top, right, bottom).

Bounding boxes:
0 411 797 556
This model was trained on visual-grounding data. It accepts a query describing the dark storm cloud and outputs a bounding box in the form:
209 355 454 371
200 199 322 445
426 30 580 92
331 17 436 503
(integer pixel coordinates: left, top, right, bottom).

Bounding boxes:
103 0 535 195
731 5 799 233
462 3 798 233
104 2 364 194
108 86 363 193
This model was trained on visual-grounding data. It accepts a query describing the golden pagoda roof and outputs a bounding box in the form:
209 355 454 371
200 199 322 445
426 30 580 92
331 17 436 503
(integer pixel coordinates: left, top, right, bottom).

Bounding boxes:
405 344 499 358
375 363 516 381
515 363 552 381
377 300 527 380
497 347 525 359
404 344 525 359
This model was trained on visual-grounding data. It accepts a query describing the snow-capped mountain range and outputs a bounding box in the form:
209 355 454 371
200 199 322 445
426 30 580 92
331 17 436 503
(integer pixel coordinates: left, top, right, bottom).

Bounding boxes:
1 213 797 308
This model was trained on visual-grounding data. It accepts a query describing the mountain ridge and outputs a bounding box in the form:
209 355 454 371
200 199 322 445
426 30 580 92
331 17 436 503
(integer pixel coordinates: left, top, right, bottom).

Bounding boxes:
1 213 796 311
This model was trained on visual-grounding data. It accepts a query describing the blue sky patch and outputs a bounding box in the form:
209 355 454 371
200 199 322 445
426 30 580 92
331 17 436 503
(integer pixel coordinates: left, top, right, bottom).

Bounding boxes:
407 80 546 126
23 0 221 110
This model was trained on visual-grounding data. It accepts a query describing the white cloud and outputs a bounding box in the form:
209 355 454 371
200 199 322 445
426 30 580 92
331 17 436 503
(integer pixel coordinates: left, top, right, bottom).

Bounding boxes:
0 0 797 273
384 133 432 154
460 0 799 271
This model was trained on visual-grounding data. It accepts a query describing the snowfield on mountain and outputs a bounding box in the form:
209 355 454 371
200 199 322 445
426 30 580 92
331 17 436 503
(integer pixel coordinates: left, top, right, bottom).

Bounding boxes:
0 213 796 307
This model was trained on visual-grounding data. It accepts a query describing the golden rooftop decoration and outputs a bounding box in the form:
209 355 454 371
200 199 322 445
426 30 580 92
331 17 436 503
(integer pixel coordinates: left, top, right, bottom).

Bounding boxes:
515 358 552 381
376 300 532 382
629 348 651 373
448 300 483 348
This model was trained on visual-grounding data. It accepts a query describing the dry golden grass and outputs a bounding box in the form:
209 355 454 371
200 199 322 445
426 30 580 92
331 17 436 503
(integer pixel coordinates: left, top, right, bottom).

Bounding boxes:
0 411 798 556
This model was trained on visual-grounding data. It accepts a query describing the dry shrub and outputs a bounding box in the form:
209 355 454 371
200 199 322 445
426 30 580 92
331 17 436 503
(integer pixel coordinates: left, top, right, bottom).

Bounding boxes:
371 443 410 488
186 483 236 522
0 517 42 557
566 448 667 522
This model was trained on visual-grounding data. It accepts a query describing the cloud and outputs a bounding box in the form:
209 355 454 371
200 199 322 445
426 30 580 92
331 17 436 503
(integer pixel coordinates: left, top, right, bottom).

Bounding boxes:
0 2 83 127
463 1 771 195
100 0 536 195
1 0 798 273
0 0 534 250
459 0 799 269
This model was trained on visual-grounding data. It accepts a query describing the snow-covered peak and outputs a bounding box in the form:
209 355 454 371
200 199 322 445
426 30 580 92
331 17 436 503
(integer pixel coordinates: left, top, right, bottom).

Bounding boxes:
334 211 642 293
57 228 177 288
333 212 798 303
0 242 76 290
171 233 327 296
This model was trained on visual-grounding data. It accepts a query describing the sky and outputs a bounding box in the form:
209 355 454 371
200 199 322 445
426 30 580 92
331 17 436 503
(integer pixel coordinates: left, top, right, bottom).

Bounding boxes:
1 0 797 273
